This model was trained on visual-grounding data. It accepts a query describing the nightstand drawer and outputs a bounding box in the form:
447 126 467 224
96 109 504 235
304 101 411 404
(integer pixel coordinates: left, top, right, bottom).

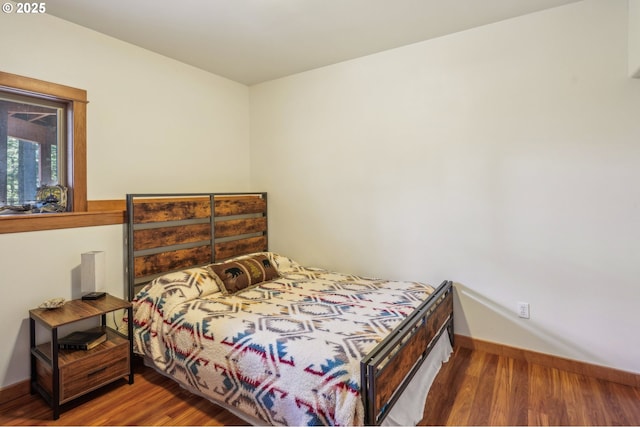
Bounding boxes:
60 342 129 402
34 340 130 403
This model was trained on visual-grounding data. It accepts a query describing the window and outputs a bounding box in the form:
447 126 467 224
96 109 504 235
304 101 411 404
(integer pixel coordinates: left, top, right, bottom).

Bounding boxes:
1 92 67 208
0 71 87 214
0 72 124 235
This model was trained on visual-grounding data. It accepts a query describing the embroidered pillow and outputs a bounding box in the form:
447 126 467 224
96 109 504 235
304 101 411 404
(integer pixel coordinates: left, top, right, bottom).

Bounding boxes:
207 254 279 294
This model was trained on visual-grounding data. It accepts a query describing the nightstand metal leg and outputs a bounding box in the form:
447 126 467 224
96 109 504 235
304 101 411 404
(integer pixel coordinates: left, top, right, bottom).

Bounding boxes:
52 327 60 420
29 318 36 394
127 306 134 384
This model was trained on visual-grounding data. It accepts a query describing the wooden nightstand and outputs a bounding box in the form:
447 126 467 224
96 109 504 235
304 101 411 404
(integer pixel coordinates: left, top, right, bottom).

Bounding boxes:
29 294 134 419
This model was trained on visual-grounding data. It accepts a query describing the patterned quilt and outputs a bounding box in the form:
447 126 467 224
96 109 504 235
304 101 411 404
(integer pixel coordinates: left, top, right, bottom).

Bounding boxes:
132 252 436 426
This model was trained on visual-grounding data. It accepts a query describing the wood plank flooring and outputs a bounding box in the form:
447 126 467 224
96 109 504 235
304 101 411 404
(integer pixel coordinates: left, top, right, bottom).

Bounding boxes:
2 347 639 426
422 347 640 426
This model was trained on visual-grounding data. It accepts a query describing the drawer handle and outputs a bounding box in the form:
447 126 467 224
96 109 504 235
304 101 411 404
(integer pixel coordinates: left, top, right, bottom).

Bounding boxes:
88 366 107 376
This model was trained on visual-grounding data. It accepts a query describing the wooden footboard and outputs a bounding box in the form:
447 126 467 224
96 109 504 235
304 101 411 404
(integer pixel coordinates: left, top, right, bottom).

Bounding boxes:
361 279 453 425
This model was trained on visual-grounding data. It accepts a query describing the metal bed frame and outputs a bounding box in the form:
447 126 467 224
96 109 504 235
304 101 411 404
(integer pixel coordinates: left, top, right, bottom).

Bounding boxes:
125 192 453 425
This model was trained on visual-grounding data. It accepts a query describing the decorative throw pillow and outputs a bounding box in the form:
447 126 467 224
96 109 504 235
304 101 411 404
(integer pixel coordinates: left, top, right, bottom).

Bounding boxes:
207 254 279 294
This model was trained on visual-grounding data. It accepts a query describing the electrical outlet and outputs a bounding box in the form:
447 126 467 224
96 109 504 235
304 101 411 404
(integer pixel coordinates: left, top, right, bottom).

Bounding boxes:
517 302 530 319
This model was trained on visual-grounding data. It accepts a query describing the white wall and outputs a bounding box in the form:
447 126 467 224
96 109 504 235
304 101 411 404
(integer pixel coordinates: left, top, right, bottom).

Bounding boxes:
251 0 640 374
630 0 640 77
1 11 250 199
0 12 251 387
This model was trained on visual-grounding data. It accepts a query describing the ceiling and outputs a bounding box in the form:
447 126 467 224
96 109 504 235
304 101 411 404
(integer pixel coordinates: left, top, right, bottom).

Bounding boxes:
46 0 580 85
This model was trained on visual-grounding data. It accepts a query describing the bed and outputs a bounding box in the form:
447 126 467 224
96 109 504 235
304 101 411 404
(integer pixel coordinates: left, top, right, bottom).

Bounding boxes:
126 192 454 426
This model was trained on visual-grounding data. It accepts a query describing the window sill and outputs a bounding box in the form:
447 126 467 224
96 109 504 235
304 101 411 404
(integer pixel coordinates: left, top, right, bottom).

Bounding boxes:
0 209 125 234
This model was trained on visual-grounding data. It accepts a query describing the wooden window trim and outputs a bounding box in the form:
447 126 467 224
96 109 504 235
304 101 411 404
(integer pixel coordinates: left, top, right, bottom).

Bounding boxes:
0 71 126 234
0 209 125 233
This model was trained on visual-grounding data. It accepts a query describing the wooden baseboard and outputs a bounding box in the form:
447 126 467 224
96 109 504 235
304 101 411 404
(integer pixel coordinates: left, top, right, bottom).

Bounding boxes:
0 379 29 406
455 334 640 388
3 337 638 406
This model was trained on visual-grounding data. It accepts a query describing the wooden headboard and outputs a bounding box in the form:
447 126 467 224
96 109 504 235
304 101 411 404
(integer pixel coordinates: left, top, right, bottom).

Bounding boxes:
126 192 267 301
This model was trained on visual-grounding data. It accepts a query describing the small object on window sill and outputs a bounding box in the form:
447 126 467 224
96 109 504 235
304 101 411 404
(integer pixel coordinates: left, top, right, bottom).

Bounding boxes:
0 185 69 214
0 205 32 214
34 185 68 213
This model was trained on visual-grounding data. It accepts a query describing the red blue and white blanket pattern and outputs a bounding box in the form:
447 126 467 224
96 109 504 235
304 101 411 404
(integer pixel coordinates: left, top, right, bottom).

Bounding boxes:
132 253 435 426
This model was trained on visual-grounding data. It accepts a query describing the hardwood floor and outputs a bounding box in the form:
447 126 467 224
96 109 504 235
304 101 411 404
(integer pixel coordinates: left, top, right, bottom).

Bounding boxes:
0 361 248 426
2 347 639 426
422 347 640 426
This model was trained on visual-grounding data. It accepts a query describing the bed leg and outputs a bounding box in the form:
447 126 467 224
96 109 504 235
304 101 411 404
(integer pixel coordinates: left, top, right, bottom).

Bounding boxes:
447 318 455 347
446 281 455 347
